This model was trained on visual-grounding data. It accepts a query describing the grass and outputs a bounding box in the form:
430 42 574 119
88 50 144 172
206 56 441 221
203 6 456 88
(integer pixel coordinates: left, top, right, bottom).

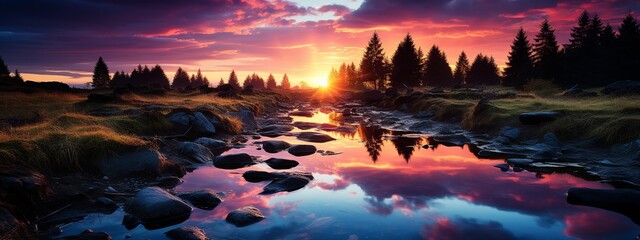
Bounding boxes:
0 90 285 174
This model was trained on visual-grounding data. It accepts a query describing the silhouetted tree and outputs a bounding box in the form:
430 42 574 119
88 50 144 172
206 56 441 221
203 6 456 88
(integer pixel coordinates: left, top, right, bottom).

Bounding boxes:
249 73 265 90
218 78 224 87
150 65 170 89
190 69 208 88
0 57 10 80
533 19 560 81
424 45 454 86
13 69 23 83
172 67 191 89
503 28 534 89
390 136 423 162
467 54 500 85
453 52 470 85
281 74 291 89
266 74 277 89
562 11 607 87
228 70 241 90
357 125 388 163
390 33 421 88
360 32 387 90
417 47 425 78
347 62 359 88
617 12 640 80
92 57 110 89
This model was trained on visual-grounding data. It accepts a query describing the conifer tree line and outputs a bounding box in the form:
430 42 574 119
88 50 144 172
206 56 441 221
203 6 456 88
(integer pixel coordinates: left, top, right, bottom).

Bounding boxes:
329 11 639 90
0 56 24 84
90 58 291 90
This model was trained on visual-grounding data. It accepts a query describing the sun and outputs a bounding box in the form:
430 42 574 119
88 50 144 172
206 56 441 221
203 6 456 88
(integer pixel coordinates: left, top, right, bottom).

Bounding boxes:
313 76 329 88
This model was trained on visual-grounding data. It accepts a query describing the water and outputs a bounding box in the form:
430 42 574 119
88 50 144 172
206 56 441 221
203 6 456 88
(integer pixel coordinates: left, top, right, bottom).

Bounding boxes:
58 111 640 239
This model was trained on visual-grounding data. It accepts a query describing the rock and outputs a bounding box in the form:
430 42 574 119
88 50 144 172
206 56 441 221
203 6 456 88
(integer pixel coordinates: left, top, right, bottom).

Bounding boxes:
567 188 640 224
242 170 277 183
501 126 520 141
296 132 336 143
213 153 256 169
56 229 111 240
289 110 314 117
494 164 510 172
317 123 337 131
360 90 384 102
335 125 356 134
176 142 215 163
194 137 229 155
95 197 117 211
264 158 299 169
154 176 183 188
228 110 257 132
414 111 435 118
519 112 559 124
430 87 445 93
261 140 291 153
122 214 140 230
562 85 590 97
189 112 216 137
124 187 192 230
292 121 320 130
178 189 222 210
385 87 399 97
258 124 294 137
168 111 193 133
288 145 317 156
262 174 312 194
543 132 560 146
429 134 469 147
87 93 120 103
98 149 185 178
601 80 640 95
506 158 534 166
165 226 208 240
225 207 265 227
277 102 295 109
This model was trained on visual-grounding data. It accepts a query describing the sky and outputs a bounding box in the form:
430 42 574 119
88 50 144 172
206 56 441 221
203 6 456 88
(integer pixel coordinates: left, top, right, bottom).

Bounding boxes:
0 0 638 87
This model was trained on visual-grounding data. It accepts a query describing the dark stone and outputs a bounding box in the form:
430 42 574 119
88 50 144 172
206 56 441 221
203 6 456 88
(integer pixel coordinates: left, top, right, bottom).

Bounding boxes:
165 226 208 240
242 170 277 183
519 112 559 125
55 229 111 240
87 93 120 103
154 176 183 188
189 112 216 137
360 90 384 102
178 189 222 210
98 150 185 178
194 137 229 155
414 111 435 118
122 214 140 230
501 126 520 141
430 87 445 93
292 121 320 130
95 197 117 212
176 142 215 163
296 132 336 143
261 140 291 153
506 158 534 166
288 145 317 156
124 187 192 230
494 164 510 172
213 153 256 169
429 134 469 147
264 158 299 169
168 111 193 133
385 87 399 97
228 110 257 132
262 174 312 194
225 207 265 227
317 123 337 131
601 80 640 95
289 110 314 117
567 188 640 224
258 124 294 137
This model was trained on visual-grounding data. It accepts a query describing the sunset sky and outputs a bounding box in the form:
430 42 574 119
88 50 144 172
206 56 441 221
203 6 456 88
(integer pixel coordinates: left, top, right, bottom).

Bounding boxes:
0 0 638 87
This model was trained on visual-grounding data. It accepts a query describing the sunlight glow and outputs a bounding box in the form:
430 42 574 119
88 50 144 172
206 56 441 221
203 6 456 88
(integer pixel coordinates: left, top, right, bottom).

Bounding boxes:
313 75 329 87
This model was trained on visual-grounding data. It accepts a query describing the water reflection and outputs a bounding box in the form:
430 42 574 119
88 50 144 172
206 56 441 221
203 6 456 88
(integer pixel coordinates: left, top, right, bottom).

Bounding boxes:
356 125 387 162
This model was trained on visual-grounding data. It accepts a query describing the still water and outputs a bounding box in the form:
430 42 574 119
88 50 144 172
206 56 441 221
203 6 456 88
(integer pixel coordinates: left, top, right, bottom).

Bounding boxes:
60 111 639 239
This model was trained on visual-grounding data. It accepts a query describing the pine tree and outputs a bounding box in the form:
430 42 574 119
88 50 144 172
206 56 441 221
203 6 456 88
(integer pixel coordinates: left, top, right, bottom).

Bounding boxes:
567 11 592 50
617 12 640 80
533 19 560 81
13 69 23 83
203 76 210 87
281 74 291 89
347 63 359 88
218 78 225 87
0 56 10 80
390 33 421 88
467 54 500 86
171 67 191 89
503 28 534 89
266 74 277 89
423 45 454 86
92 57 110 89
150 65 170 89
359 32 387 90
228 70 241 90
453 52 470 85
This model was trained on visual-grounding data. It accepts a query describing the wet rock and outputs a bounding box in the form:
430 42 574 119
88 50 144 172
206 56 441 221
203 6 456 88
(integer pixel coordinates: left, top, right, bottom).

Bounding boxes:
501 126 520 141
228 110 257 132
601 80 640 95
264 158 299 169
519 112 559 124
506 158 534 166
494 164 510 172
296 132 336 143
258 124 294 137
154 176 183 188
543 132 560 146
122 214 140 230
317 123 338 131
56 229 111 240
277 102 295 109
168 111 193 133
262 174 312 194
125 187 192 230
292 121 320 130
290 110 314 117
385 87 399 97
261 140 291 153
567 188 640 224
360 90 384 102
414 111 435 119
194 137 229 155
98 149 184 178
189 112 216 137
213 153 256 169
243 170 277 182
178 189 222 210
165 226 208 240
288 145 317 156
87 93 120 103
176 142 215 163
335 125 356 134
226 207 265 227
95 197 117 211
429 134 469 147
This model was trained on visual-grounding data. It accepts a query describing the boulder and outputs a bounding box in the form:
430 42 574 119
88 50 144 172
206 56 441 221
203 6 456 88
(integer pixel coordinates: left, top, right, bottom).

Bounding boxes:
494 164 510 172
87 93 120 103
335 125 356 134
414 111 435 119
506 158 534 166
189 112 216 137
124 187 192 230
258 124 294 137
194 137 229 155
261 140 291 153
429 134 469 147
168 111 193 133
360 90 384 102
213 153 256 169
122 214 140 230
225 207 265 227
264 158 299 169
228 110 257 132
288 145 317 156
385 88 399 97
317 123 337 131
98 150 185 178
289 110 314 117
176 142 215 163
242 170 277 183
601 80 640 95
519 112 559 124
296 132 336 143
292 121 320 130
55 229 111 240
165 226 208 240
501 126 520 141
262 174 312 194
178 189 222 210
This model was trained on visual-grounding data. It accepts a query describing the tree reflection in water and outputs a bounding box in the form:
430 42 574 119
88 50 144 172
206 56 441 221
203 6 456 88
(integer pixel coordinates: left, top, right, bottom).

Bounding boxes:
356 125 388 162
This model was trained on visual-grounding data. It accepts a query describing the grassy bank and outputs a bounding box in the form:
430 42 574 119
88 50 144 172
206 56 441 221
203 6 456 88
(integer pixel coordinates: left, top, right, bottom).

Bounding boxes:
384 91 640 145
0 91 286 174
